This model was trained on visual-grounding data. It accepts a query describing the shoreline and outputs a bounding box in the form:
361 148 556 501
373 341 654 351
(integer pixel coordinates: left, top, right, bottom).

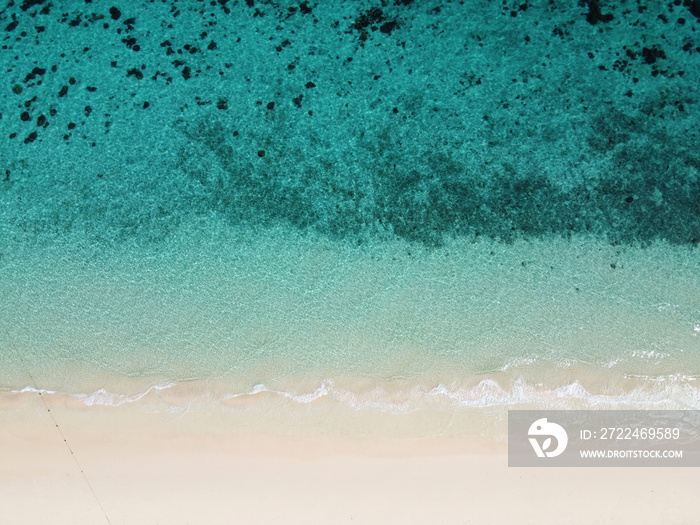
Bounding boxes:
2 368 698 450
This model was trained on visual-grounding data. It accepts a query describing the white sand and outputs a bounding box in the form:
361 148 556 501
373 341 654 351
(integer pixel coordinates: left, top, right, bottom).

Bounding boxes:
2 405 698 525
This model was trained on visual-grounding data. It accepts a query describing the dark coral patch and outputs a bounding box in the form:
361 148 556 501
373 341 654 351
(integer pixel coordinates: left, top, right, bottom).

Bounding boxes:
585 0 614 25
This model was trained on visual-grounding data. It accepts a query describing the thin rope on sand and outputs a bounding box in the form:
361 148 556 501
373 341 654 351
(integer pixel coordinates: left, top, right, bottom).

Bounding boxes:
18 354 113 525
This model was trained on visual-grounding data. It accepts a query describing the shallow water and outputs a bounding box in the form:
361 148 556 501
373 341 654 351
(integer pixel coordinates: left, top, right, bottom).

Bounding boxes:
1 226 698 438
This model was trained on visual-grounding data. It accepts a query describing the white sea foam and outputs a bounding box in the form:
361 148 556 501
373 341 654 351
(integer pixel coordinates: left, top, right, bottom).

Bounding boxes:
221 376 700 412
75 383 176 407
4 375 700 413
8 382 176 407
224 381 332 404
10 386 58 395
427 378 700 410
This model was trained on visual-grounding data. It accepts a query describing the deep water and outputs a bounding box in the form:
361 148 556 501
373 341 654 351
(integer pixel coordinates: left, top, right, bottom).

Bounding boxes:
1 0 699 249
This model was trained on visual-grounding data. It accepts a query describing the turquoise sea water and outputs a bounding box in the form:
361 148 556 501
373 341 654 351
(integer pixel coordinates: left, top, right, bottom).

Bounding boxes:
1 1 699 432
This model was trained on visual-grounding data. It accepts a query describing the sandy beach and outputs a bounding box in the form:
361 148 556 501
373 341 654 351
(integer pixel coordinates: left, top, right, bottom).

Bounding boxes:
2 402 698 525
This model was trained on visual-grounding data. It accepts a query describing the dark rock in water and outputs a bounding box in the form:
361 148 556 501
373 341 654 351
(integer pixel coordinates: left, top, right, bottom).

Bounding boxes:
299 2 313 15
380 21 398 35
20 0 46 13
689 1 700 19
352 7 384 32
642 47 666 65
127 68 143 80
585 0 614 25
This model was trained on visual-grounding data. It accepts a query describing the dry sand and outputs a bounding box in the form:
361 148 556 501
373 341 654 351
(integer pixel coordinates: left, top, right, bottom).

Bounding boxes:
1 404 698 525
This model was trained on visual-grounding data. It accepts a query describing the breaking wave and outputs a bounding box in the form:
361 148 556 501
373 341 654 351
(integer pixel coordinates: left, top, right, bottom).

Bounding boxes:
4 375 699 412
